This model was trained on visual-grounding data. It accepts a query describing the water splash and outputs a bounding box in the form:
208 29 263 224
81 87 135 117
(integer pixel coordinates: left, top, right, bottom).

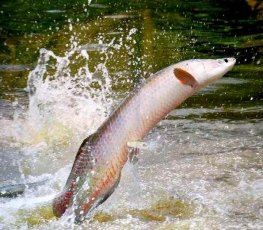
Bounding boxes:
26 45 113 140
0 25 142 228
5 42 114 178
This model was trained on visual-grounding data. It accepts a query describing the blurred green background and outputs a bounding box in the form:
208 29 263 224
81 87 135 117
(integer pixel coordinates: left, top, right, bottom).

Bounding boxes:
0 0 262 120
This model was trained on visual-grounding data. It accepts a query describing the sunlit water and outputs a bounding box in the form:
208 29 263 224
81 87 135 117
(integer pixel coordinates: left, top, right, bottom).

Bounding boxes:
0 40 262 230
0 0 263 229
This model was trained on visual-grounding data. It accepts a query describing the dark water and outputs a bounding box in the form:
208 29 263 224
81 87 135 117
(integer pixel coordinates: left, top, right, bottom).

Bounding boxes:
0 0 262 229
0 0 262 115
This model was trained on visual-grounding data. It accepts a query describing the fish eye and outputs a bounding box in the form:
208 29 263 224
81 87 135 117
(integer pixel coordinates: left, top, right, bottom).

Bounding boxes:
224 58 228 63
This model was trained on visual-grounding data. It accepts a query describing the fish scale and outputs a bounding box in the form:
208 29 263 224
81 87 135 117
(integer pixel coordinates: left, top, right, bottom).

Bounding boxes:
52 58 236 223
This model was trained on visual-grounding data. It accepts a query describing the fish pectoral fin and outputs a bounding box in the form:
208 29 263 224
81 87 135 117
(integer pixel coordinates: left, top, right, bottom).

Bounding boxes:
127 141 146 164
174 67 199 88
128 147 140 164
127 141 147 149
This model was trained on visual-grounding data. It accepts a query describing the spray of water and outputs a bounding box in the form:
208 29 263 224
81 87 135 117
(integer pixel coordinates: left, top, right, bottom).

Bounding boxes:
0 23 142 228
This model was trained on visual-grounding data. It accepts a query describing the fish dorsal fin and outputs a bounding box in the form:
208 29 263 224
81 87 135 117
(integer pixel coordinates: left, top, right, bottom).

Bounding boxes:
174 68 199 88
53 133 97 218
65 133 97 186
75 133 96 159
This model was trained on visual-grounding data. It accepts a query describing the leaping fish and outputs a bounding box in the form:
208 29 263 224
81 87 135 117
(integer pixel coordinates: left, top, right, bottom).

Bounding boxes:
52 58 236 223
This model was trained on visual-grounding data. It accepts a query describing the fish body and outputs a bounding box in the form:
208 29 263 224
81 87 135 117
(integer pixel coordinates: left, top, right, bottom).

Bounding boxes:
53 58 236 223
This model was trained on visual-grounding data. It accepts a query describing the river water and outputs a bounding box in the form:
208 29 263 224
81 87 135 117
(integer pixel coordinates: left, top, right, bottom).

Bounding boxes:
0 0 262 229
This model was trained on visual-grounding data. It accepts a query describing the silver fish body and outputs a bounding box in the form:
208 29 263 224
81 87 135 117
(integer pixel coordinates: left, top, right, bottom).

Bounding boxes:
53 58 236 223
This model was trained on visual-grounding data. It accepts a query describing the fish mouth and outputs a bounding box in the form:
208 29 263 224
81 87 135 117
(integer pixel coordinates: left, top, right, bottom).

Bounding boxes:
221 57 236 77
217 57 236 72
198 57 236 87
223 57 236 69
214 57 236 77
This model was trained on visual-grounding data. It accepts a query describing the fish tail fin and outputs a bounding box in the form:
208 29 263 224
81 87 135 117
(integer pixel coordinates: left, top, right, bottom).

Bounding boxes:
53 134 96 217
52 190 73 217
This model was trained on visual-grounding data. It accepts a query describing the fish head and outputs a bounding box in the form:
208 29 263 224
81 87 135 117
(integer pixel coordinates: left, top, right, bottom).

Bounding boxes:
173 58 236 89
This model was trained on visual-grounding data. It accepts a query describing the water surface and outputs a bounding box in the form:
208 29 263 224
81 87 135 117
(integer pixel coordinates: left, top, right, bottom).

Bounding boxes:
0 0 262 229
